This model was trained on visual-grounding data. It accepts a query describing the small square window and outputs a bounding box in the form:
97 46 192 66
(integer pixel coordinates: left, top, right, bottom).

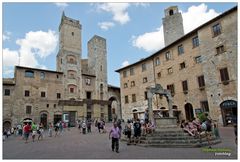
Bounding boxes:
25 90 30 97
212 23 221 37
26 106 32 114
178 45 184 55
4 89 10 96
216 45 225 55
180 62 186 69
41 92 46 97
165 51 171 61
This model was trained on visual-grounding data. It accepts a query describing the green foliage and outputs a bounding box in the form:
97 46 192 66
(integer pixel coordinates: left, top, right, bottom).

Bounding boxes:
197 112 207 123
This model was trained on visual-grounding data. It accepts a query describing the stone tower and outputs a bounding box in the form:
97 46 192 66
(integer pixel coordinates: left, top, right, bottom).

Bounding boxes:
56 12 83 100
88 35 108 101
163 6 184 46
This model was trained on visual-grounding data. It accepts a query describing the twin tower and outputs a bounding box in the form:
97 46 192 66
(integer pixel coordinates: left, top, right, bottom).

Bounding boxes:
56 6 184 100
56 12 107 101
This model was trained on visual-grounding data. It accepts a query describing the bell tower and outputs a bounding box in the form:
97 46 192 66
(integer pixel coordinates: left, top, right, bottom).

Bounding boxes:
163 6 184 46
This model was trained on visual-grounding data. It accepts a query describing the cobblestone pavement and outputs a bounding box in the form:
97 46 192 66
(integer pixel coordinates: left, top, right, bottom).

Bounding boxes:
2 123 238 159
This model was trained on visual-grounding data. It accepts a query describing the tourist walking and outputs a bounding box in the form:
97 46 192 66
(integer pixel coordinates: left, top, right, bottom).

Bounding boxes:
109 122 121 153
31 122 37 142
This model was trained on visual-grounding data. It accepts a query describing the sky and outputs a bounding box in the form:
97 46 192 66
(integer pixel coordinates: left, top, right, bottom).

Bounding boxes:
2 2 238 87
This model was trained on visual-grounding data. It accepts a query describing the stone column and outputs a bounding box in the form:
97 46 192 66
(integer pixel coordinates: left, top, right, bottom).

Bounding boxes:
166 92 173 117
147 91 154 122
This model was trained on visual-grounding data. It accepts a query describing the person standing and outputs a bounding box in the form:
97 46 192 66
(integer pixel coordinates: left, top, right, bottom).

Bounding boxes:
31 122 37 142
144 109 149 124
109 122 121 153
87 120 92 133
37 123 44 140
23 123 31 143
48 122 53 137
125 120 132 145
82 121 87 134
133 119 141 145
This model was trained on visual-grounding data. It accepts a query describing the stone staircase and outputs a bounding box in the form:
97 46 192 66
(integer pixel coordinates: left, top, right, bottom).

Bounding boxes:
123 128 221 148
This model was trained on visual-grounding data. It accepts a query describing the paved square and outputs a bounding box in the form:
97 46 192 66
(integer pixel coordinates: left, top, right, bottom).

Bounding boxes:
3 123 237 159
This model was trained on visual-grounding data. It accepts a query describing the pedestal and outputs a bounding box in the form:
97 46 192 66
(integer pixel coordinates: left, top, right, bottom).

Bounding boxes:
155 117 177 129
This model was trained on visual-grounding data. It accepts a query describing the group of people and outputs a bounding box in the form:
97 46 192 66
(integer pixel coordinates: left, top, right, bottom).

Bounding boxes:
78 120 92 134
180 113 220 148
22 122 44 143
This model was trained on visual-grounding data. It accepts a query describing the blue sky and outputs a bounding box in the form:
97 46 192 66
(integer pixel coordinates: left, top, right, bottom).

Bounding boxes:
2 2 237 86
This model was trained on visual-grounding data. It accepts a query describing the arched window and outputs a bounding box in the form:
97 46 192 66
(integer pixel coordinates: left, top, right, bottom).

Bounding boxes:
67 55 77 64
25 70 34 78
169 9 174 16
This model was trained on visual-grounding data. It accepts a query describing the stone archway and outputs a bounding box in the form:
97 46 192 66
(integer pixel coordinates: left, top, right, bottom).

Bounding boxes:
40 113 48 128
3 120 11 130
108 97 119 122
184 103 194 121
220 100 237 126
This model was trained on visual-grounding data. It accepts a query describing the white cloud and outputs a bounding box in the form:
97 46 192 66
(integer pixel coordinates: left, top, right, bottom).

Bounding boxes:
121 60 130 67
97 3 130 25
132 26 165 52
55 3 69 10
182 3 220 34
16 30 58 59
3 48 19 66
3 30 58 71
132 3 220 53
98 22 115 30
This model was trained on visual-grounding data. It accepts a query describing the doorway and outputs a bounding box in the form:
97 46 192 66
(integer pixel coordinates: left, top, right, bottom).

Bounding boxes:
185 103 194 121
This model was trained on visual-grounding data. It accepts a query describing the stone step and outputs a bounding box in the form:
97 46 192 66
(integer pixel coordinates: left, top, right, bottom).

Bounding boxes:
146 133 191 137
137 139 221 148
143 138 217 144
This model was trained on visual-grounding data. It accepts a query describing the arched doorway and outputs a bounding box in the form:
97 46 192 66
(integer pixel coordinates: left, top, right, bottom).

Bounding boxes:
40 113 48 128
185 103 194 121
3 121 11 130
220 100 237 126
108 97 118 122
132 109 138 120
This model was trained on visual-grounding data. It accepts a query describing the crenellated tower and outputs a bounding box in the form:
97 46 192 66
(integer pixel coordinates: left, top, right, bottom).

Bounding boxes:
56 12 83 100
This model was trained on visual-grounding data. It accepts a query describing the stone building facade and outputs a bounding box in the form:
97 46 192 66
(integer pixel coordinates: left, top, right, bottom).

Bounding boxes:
3 12 121 129
116 6 237 126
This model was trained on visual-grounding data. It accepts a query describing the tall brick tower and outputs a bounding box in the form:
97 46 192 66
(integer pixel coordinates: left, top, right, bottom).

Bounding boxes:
56 12 83 100
163 6 184 46
88 35 108 101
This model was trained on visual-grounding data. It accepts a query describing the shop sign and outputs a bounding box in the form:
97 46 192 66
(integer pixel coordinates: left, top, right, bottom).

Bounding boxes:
220 100 237 109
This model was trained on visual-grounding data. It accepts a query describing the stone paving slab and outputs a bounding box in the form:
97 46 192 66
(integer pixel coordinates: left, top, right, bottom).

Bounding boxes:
2 123 238 159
